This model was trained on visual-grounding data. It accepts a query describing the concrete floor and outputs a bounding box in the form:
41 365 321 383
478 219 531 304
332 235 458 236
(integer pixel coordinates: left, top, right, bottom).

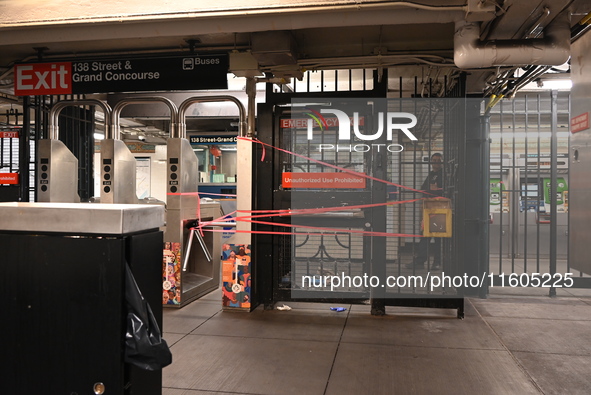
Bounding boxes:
162 287 591 395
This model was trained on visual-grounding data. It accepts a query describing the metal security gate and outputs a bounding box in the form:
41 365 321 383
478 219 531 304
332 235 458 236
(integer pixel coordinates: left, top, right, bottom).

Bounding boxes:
381 95 468 309
254 69 469 316
488 91 590 292
256 70 386 307
0 104 30 202
0 124 22 202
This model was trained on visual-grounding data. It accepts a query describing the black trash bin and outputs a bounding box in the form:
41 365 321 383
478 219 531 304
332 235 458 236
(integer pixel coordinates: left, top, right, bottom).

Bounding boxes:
0 202 166 395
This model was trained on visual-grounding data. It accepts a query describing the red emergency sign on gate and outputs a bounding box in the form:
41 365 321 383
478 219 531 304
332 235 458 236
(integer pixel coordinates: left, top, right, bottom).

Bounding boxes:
14 62 73 96
0 173 19 185
280 117 364 129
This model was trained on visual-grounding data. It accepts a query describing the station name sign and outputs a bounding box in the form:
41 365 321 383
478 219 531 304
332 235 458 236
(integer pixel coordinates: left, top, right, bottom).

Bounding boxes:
190 136 237 144
14 54 228 96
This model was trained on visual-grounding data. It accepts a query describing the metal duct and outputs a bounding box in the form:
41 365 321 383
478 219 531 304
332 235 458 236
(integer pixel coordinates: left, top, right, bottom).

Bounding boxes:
454 13 571 69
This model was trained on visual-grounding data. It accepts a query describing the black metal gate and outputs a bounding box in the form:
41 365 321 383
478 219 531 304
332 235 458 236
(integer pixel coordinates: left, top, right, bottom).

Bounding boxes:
255 70 385 308
254 69 470 316
487 91 591 292
0 101 31 202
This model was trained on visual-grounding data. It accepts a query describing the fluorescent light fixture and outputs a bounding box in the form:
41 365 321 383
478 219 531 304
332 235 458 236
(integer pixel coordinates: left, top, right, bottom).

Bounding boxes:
94 133 104 140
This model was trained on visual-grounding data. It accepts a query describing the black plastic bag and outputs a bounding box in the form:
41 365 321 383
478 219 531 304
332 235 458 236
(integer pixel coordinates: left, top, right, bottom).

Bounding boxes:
124 263 172 370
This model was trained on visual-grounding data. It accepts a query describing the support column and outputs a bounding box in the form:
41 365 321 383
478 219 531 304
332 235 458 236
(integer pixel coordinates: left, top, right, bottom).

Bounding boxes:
234 78 256 245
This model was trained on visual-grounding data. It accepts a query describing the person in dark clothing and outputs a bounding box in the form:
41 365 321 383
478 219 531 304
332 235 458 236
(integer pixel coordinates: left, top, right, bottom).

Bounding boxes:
406 152 443 270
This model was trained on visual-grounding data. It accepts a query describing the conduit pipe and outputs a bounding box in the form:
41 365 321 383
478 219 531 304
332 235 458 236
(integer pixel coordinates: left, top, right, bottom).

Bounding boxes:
454 13 571 69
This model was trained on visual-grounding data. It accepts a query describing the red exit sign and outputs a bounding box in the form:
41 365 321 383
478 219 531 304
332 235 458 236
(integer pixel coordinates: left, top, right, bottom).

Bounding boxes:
14 62 72 96
0 130 19 138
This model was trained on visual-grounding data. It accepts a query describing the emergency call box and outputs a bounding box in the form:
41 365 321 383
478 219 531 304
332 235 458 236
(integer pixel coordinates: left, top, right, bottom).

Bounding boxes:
423 198 452 238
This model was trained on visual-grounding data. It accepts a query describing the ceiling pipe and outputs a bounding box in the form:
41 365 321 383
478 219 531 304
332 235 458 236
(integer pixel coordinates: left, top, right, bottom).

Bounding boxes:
454 12 571 69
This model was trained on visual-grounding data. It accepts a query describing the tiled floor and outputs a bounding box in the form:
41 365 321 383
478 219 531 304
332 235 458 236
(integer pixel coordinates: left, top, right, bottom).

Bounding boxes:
161 287 591 395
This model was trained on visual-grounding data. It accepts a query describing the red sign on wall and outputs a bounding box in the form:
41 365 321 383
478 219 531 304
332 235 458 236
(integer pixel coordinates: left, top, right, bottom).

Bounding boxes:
0 130 19 138
14 62 73 96
0 173 19 185
571 112 589 134
282 172 366 189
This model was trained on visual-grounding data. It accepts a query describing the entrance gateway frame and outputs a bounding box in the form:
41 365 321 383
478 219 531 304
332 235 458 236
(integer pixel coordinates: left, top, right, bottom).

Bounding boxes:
253 69 471 317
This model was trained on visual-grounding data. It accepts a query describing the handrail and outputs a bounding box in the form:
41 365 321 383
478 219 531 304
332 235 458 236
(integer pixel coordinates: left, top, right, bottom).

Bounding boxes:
49 99 112 140
178 95 247 139
111 96 179 140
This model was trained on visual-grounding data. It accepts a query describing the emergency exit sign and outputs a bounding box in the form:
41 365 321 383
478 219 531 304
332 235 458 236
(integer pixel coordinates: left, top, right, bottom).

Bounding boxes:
14 54 228 96
0 130 19 138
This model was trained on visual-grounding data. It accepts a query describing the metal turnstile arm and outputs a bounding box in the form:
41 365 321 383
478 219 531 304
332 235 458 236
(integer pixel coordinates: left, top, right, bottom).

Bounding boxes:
182 228 213 272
